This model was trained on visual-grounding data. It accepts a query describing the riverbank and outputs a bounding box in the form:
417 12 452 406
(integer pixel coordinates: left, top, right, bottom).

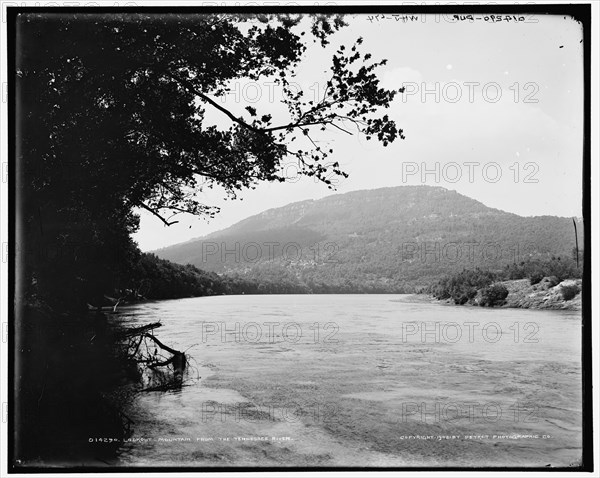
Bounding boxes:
436 277 582 311
13 303 136 467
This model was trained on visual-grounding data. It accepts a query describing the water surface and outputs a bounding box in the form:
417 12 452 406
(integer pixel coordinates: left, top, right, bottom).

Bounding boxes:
115 294 582 468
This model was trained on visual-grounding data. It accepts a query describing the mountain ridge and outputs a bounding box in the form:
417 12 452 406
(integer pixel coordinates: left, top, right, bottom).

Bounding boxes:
153 186 515 251
152 185 581 292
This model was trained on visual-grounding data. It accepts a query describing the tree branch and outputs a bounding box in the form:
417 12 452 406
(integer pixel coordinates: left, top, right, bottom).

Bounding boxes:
329 121 354 135
143 333 180 356
162 70 264 134
139 202 179 226
162 69 345 137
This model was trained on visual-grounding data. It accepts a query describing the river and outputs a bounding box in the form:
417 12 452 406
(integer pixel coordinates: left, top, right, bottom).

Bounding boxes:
113 294 582 468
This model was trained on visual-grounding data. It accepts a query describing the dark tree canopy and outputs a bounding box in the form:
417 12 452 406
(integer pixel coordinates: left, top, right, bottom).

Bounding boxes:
16 12 403 305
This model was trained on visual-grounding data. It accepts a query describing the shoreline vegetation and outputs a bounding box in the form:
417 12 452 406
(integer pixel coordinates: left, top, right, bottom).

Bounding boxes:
434 277 582 311
430 256 583 310
15 301 190 466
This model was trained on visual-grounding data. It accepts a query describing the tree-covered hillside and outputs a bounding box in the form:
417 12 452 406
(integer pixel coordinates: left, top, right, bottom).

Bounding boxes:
155 186 582 292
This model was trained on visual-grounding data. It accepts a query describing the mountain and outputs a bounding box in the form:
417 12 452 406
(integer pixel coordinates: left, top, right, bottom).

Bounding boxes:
153 186 582 293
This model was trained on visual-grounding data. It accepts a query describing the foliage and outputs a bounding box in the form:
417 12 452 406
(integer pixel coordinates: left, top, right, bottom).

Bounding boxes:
156 186 583 293
131 253 220 300
561 284 580 301
503 256 581 282
432 255 580 306
431 268 498 305
530 272 544 285
16 13 402 305
479 284 509 307
546 276 560 287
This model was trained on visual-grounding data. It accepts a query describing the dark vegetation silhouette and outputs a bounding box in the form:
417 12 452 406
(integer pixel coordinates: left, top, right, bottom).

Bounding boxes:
14 12 402 465
18 12 401 310
479 283 509 307
561 284 581 301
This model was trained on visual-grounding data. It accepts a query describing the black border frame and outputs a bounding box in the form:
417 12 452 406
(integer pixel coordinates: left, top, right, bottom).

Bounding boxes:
6 2 593 473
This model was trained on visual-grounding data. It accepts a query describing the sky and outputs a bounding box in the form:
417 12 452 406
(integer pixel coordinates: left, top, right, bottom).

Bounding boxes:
133 13 584 251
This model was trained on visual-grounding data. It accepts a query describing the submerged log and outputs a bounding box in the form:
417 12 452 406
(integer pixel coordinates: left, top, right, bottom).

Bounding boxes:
116 322 189 393
143 333 187 378
116 322 162 339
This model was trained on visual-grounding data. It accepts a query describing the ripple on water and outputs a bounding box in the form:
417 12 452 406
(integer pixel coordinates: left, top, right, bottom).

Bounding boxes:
117 294 582 468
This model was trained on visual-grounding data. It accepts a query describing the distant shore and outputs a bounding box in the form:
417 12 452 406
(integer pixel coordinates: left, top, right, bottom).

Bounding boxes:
436 277 582 311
